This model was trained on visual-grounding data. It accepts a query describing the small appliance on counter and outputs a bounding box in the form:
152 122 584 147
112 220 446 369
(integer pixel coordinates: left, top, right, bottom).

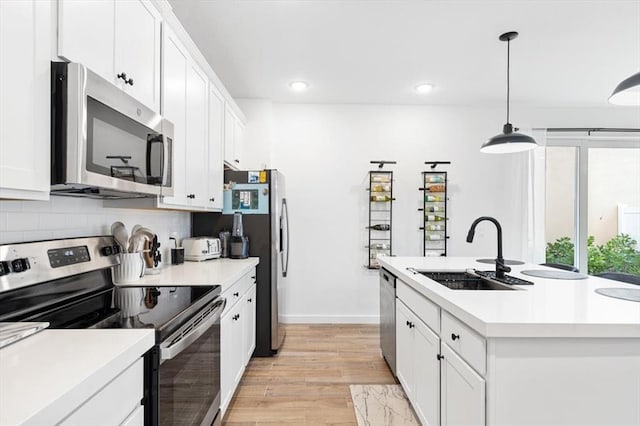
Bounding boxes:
230 212 249 259
183 237 221 261
218 231 231 258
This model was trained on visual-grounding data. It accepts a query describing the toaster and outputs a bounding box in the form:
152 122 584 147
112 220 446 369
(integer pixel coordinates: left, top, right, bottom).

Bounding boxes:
183 237 221 261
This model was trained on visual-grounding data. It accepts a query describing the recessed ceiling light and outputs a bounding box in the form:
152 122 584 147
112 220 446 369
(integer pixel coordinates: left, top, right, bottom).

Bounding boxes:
415 83 434 94
289 81 308 91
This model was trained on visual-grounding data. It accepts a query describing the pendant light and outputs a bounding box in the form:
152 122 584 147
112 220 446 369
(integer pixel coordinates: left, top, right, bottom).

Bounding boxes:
609 71 640 105
481 31 537 154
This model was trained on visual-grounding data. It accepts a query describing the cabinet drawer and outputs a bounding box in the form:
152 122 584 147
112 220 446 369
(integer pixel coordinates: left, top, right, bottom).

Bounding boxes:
441 311 486 376
61 358 143 426
397 279 440 334
222 268 256 314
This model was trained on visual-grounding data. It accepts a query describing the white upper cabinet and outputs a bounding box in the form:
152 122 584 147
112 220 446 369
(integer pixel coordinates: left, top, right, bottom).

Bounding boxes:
208 84 225 210
184 62 209 208
58 0 161 111
224 105 245 170
0 0 51 200
159 26 188 207
114 0 161 110
58 0 113 81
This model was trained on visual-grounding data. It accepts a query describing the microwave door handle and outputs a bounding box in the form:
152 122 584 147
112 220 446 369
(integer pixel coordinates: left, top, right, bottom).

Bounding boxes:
160 298 226 361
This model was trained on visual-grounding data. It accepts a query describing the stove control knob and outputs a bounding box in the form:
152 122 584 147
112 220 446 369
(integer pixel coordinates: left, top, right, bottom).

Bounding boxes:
0 261 10 276
113 245 121 254
11 258 30 273
101 246 113 256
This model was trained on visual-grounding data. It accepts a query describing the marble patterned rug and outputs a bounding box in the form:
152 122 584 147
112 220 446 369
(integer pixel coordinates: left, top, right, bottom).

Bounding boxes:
349 384 420 426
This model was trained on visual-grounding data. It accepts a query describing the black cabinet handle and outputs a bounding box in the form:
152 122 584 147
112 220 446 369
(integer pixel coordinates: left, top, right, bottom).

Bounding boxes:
406 320 411 327
437 354 444 360
233 314 240 321
247 298 252 302
234 159 240 163
187 194 195 199
451 333 460 341
209 197 215 202
410 322 415 329
233 292 239 297
117 72 134 86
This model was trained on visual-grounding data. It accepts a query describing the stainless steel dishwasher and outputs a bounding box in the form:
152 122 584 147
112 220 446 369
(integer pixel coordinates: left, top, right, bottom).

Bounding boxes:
379 268 396 375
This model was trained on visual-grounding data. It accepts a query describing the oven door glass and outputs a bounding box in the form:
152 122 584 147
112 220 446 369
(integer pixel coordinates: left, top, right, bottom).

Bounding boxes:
86 96 167 186
159 320 220 426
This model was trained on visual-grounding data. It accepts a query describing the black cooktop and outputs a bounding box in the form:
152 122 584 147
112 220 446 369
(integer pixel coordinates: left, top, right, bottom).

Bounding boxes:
0 268 219 342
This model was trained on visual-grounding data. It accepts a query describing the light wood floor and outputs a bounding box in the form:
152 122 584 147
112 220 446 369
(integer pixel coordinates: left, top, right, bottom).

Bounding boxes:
223 323 396 425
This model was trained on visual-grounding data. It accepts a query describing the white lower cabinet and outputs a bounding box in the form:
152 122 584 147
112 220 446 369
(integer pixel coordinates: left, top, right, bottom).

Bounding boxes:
60 358 144 425
441 343 485 426
396 278 485 426
396 299 440 426
243 284 257 364
221 269 257 416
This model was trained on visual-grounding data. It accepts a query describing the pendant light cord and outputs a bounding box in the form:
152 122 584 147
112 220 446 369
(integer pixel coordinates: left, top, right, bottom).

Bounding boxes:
506 38 510 124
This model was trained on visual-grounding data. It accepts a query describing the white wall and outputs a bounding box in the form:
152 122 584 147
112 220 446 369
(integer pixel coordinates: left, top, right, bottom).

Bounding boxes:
259 103 528 323
0 197 190 263
239 101 640 324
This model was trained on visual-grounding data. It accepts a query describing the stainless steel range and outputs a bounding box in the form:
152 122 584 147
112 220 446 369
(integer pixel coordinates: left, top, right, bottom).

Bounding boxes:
0 236 224 426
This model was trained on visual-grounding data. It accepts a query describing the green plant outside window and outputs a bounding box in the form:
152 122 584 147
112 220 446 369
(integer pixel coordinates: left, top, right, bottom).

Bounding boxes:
546 234 640 276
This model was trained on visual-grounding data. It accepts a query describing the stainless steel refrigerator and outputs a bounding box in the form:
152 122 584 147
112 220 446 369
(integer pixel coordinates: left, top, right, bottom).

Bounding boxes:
192 169 289 356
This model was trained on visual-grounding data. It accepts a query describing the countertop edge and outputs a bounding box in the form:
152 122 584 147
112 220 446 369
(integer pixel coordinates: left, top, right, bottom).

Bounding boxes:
379 257 640 339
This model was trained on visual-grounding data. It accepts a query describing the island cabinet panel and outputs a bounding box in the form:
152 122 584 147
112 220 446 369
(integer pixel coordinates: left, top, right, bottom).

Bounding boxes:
486 338 640 426
397 279 440 333
441 343 485 426
396 299 440 426
441 311 486 376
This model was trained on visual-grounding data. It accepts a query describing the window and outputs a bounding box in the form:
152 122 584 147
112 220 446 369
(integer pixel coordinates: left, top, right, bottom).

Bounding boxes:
545 133 640 278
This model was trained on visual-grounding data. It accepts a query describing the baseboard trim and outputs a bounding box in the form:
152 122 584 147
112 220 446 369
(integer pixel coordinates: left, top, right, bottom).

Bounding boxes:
280 315 379 324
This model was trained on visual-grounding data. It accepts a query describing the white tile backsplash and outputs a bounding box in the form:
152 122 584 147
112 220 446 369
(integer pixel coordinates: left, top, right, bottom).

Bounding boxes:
6 212 40 231
0 196 191 263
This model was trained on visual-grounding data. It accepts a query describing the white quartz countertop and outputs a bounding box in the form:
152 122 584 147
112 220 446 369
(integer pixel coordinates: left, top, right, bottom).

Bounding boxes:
116 257 259 291
0 329 154 426
379 256 640 338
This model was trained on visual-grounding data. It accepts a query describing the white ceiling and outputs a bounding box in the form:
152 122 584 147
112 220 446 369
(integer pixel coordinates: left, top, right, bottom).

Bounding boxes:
168 0 640 107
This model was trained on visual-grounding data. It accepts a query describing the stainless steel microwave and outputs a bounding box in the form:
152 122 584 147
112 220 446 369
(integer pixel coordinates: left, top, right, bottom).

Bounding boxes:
51 62 173 198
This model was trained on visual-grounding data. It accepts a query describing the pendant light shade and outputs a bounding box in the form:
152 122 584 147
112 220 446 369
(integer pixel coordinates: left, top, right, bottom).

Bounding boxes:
481 31 537 154
609 71 640 106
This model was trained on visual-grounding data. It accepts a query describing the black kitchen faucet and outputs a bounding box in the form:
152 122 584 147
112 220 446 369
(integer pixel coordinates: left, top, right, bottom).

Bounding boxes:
466 216 511 279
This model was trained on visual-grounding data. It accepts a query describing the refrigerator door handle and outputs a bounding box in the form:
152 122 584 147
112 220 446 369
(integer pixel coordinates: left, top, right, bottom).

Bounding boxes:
281 198 290 277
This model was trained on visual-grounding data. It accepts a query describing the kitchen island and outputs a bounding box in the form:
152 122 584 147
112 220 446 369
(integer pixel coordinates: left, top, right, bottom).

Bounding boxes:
379 256 640 426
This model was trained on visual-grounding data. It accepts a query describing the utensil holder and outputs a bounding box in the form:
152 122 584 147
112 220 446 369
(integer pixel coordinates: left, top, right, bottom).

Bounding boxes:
113 253 146 284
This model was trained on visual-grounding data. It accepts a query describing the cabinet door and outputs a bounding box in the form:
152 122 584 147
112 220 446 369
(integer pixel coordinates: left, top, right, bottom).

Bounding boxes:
207 84 224 210
223 105 236 167
160 26 188 206
58 0 114 82
413 319 440 426
0 0 51 200
243 284 257 365
441 343 485 426
114 0 161 110
395 300 414 398
185 62 208 208
233 119 245 169
221 301 244 415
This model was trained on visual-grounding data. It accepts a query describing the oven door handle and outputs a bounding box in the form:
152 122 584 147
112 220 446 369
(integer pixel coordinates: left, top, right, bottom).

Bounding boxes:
160 298 226 361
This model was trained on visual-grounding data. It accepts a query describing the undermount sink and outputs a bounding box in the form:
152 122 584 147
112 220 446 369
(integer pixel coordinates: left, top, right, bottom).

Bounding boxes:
417 271 518 291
